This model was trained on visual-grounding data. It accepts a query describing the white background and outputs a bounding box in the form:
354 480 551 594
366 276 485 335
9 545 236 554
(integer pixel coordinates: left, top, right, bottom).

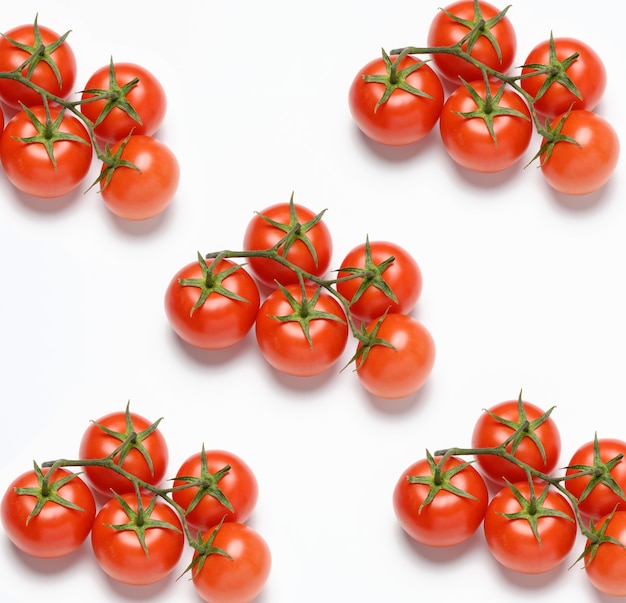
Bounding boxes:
0 1 623 601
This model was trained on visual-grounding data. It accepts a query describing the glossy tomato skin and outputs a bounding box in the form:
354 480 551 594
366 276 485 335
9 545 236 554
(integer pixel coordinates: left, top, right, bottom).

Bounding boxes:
0 22 77 109
255 284 348 377
172 449 259 532
1 467 96 558
427 1 516 83
91 493 184 585
0 105 93 198
393 456 488 547
80 62 167 142
356 313 435 399
192 522 271 603
585 511 626 596
540 109 619 196
348 54 444 146
165 258 261 350
483 481 577 574
100 134 180 220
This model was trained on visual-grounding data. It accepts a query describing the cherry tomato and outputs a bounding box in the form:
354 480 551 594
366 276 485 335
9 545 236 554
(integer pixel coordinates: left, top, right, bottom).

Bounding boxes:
355 313 435 399
99 134 180 220
0 104 92 198
91 492 184 585
336 238 423 323
439 79 532 172
393 454 488 547
427 1 516 83
483 480 577 574
348 50 444 146
165 255 261 350
255 283 349 377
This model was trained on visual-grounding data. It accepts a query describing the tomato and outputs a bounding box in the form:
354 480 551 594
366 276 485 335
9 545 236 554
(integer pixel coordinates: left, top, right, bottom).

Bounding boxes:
483 480 577 574
355 313 435 399
1 464 96 558
439 79 532 172
91 492 184 585
191 521 271 603
165 255 261 350
0 104 92 198
242 196 333 288
348 50 444 146
471 394 561 484
427 1 517 83
0 105 4 132
521 36 606 118
564 436 626 520
172 447 258 533
539 109 620 196
99 134 180 220
393 453 488 547
78 405 169 498
336 238 423 323
80 61 167 143
255 283 348 377
0 18 77 109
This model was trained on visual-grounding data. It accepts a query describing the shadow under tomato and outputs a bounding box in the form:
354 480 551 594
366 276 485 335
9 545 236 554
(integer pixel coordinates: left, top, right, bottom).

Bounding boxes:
6 536 94 576
352 125 439 164
11 184 85 214
547 178 612 212
364 378 433 416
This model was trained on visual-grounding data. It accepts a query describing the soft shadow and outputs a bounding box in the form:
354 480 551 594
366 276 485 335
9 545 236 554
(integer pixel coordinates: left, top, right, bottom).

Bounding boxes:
352 126 439 164
365 378 433 415
547 179 613 212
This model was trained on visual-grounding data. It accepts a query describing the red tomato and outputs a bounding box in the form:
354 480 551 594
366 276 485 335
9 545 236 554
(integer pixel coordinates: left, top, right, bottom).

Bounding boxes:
540 109 620 196
0 104 92 198
99 134 180 220
0 19 77 109
393 454 488 547
192 521 271 603
80 61 167 142
521 36 606 118
78 406 169 497
91 492 184 585
427 1 516 83
336 238 423 323
483 480 577 574
439 79 532 173
172 448 259 532
584 511 626 596
348 51 444 146
1 465 96 559
564 436 626 520
165 255 261 350
255 283 349 377
0 105 4 132
355 313 435 399
242 197 333 288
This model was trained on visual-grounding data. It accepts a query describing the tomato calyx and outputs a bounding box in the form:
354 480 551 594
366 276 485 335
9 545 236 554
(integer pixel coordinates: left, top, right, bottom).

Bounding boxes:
576 507 626 569
183 517 233 579
91 131 140 189
530 105 581 167
347 309 396 370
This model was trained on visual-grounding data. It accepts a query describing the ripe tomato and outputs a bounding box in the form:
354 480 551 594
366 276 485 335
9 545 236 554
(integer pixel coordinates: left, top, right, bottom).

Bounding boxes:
165 255 261 350
439 79 532 172
78 405 169 497
0 19 77 109
91 492 184 585
471 394 561 484
255 283 348 377
539 109 620 196
172 448 259 533
564 436 626 520
355 313 435 399
483 480 577 574
0 104 92 198
192 521 271 603
521 36 606 118
427 1 516 83
336 238 422 323
99 134 180 220
348 50 444 146
242 197 333 288
393 454 488 547
80 61 167 143
1 465 96 559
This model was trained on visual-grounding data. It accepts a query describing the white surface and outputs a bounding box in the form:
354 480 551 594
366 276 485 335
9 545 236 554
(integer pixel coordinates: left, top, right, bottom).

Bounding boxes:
0 1 623 601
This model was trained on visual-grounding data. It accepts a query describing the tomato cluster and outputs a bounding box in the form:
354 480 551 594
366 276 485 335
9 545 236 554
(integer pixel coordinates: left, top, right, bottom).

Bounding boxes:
393 392 626 594
349 0 619 196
